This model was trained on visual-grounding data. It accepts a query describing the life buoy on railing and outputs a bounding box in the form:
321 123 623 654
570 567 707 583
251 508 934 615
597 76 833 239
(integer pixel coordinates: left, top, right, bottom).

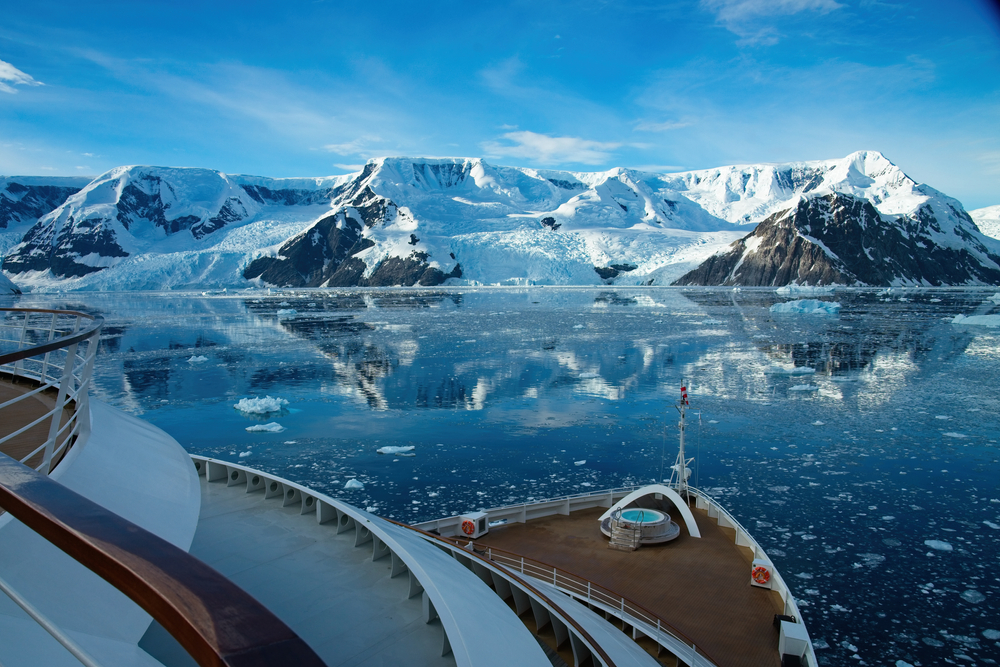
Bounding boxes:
461 519 475 536
751 565 771 585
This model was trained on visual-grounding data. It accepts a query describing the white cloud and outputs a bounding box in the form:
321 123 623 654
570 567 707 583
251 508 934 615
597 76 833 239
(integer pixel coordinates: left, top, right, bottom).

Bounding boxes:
481 131 621 165
332 163 365 171
701 0 843 43
634 119 692 132
0 59 43 94
324 136 383 155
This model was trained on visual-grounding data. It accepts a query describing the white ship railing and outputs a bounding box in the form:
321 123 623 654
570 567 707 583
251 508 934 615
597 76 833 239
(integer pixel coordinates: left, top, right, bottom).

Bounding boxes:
417 483 817 667
687 485 818 667
0 308 103 475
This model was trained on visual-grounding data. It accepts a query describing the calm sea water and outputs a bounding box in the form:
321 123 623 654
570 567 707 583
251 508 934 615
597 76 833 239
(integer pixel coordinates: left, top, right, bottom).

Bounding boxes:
13 287 1000 666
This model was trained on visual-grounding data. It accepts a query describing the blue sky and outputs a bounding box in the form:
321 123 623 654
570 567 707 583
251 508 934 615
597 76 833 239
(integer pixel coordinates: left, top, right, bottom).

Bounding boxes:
1 0 999 209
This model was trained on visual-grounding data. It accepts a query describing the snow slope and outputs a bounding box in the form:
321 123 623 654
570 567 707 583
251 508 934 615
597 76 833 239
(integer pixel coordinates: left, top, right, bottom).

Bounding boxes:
971 205 1000 240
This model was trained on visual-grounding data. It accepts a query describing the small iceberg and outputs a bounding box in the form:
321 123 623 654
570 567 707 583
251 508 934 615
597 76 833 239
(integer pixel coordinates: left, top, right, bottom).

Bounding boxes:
344 479 364 490
187 355 208 364
245 422 285 433
234 396 289 414
776 285 835 296
276 308 298 318
764 365 816 375
989 293 1000 304
238 450 252 458
789 385 819 392
770 299 841 315
951 314 1000 327
924 539 953 551
574 460 587 466
377 445 415 455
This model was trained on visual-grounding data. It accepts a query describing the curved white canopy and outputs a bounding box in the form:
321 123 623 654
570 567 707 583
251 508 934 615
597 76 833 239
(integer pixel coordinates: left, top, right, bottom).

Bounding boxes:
598 484 701 538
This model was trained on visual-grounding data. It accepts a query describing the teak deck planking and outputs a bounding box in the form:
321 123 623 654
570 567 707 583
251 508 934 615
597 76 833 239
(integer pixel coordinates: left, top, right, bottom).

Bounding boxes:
476 504 785 667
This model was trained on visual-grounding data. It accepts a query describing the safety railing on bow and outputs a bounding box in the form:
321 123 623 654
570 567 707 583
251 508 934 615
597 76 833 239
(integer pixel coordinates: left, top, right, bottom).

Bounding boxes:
443 537 719 667
0 308 103 474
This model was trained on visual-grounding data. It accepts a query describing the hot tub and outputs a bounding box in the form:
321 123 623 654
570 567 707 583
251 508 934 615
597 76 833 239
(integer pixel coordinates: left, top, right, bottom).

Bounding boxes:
600 506 681 544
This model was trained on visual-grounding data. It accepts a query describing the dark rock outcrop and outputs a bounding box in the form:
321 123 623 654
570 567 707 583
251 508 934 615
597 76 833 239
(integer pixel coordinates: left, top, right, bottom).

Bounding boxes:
0 182 82 229
674 193 1000 287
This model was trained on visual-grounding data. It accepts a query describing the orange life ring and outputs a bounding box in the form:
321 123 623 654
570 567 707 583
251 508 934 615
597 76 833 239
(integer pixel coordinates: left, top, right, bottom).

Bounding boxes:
461 519 475 536
751 565 771 585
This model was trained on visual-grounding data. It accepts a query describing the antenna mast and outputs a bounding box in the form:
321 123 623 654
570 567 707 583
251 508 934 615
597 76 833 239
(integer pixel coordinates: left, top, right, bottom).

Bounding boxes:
669 382 694 497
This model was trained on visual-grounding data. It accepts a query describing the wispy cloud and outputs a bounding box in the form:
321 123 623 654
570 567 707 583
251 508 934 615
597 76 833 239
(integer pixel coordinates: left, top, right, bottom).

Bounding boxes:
324 136 383 156
633 119 692 132
0 59 43 93
332 163 365 172
482 131 621 165
701 0 844 44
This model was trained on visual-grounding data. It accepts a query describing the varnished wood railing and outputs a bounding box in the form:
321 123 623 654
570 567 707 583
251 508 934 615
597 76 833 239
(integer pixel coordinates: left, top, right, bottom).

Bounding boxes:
0 452 326 667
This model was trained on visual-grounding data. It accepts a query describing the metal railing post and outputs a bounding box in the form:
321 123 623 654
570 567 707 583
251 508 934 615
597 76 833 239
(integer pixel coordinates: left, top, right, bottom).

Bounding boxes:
42 342 79 474
13 312 30 377
0 573 103 667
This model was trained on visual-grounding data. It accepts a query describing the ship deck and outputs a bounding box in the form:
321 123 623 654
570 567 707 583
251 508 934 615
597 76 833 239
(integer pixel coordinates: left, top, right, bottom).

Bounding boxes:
473 503 785 667
0 377 72 471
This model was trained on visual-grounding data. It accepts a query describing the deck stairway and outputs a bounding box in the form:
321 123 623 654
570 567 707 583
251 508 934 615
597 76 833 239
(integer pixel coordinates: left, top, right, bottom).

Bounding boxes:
607 510 640 552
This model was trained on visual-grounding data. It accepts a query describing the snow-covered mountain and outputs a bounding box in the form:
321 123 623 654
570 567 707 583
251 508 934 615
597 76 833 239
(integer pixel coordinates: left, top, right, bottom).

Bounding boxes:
3 151 997 290
971 205 1000 240
0 176 91 262
674 191 1000 286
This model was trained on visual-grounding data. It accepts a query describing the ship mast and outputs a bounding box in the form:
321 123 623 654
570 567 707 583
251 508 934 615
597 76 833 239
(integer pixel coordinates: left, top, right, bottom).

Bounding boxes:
669 382 694 497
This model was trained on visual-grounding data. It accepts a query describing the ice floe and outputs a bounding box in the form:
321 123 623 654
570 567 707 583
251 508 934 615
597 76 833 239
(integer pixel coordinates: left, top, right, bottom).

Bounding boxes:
234 396 289 414
238 450 251 458
989 293 1000 304
983 520 1000 529
943 432 969 439
574 460 587 466
377 445 415 455
764 364 816 375
344 479 364 490
770 299 841 315
276 308 297 318
960 589 985 603
983 629 1000 640
245 422 285 433
187 355 208 363
789 385 819 392
776 285 835 296
951 313 1000 327
923 539 953 551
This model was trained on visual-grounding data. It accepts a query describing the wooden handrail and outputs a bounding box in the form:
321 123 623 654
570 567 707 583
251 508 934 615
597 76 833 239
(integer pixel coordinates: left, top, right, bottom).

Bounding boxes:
0 453 326 667
387 519 620 667
437 534 720 666
0 309 104 367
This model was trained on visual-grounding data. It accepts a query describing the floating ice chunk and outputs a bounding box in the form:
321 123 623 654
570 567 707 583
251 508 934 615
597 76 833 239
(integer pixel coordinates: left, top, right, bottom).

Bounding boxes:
702 318 724 324
238 450 251 458
983 629 1000 640
377 445 415 455
234 396 289 414
990 293 1000 304
895 661 915 667
283 440 297 444
574 460 586 466
812 639 829 650
344 479 364 490
245 422 285 433
935 415 951 420
795 572 814 579
882 515 895 521
952 314 1000 327
708 419 719 424
187 355 208 363
789 385 819 392
278 301 290 306
960 589 985 603
770 299 841 315
764 365 816 375
812 420 825 426
579 372 599 378
924 539 953 551
776 285 835 296
984 521 1000 529
276 309 297 318
573 324 584 329
943 432 968 439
